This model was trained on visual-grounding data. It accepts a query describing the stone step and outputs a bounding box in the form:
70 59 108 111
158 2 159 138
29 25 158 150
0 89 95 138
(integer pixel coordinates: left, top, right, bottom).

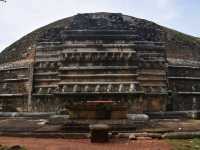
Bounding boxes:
36 58 60 62
34 79 60 82
0 66 29 71
140 83 167 87
137 77 166 81
62 29 136 34
168 77 200 80
0 94 28 97
0 78 29 82
59 66 138 70
61 50 136 54
59 74 139 78
147 111 200 119
37 42 164 49
0 112 56 118
58 81 139 85
34 85 58 88
139 72 166 76
168 65 200 69
60 34 138 40
177 92 200 95
37 44 137 49
34 72 58 76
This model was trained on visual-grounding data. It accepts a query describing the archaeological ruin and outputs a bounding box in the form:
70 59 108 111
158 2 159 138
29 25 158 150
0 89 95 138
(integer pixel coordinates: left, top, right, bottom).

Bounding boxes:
0 13 200 119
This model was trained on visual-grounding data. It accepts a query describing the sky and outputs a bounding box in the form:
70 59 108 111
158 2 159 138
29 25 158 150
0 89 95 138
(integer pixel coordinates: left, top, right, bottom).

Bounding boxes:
0 0 200 52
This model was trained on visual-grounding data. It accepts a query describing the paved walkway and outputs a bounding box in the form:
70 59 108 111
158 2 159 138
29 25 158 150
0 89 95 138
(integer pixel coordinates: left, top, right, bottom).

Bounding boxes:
0 137 171 150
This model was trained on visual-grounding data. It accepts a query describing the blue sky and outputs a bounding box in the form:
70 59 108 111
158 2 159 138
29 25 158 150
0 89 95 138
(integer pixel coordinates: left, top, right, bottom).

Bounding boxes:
0 0 200 52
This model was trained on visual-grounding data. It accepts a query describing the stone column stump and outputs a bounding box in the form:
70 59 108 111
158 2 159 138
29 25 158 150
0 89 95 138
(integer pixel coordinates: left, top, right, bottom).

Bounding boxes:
89 124 111 143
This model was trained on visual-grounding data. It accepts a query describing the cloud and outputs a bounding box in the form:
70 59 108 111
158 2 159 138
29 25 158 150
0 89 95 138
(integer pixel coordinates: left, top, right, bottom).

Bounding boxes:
127 0 180 24
156 0 172 9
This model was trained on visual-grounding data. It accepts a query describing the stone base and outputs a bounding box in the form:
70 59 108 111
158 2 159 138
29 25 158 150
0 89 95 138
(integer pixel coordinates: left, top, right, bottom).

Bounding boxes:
147 110 200 119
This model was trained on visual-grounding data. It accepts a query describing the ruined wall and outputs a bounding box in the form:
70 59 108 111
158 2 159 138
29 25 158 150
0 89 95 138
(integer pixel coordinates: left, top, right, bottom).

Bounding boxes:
131 43 168 112
1 13 200 114
30 30 168 113
168 65 200 111
2 30 198 113
0 62 32 111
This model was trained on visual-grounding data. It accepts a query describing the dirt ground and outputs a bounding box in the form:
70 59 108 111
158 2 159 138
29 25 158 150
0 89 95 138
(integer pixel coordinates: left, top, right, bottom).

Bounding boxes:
0 137 172 150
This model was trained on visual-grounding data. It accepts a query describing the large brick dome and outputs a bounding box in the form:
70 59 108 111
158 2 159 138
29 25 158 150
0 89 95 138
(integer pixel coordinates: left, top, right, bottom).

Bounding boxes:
0 13 200 118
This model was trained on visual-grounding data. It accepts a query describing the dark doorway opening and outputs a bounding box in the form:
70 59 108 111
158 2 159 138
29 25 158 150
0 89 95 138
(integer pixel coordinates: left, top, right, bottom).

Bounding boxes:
96 104 112 120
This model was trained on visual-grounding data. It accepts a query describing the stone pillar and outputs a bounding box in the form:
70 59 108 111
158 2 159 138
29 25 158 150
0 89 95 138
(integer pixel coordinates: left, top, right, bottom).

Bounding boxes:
95 85 100 92
129 83 135 92
73 84 78 92
119 84 123 92
107 84 112 92
89 124 111 143
27 63 34 112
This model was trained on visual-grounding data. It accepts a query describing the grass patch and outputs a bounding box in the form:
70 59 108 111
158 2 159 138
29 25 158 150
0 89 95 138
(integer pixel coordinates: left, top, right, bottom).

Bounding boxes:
167 138 200 150
0 145 27 150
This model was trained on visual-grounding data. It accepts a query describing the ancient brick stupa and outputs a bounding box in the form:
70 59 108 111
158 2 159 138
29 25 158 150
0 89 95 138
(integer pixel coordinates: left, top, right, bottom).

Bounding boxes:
0 13 200 119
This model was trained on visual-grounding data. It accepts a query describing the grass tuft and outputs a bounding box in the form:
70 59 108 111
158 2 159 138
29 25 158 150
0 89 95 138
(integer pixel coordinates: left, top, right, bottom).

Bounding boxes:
167 138 200 150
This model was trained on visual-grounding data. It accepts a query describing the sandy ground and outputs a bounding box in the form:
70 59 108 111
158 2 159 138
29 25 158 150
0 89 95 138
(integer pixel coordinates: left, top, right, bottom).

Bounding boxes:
0 137 172 150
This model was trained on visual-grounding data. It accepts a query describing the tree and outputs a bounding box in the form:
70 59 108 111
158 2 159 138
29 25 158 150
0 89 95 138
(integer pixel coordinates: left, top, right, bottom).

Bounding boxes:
0 0 6 2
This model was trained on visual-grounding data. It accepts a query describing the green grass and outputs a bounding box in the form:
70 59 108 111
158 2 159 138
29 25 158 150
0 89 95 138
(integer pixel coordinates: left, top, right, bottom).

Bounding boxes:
167 139 200 150
0 145 27 150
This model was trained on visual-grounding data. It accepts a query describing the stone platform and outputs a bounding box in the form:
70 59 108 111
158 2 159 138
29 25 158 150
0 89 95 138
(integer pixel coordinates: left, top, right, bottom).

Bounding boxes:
0 117 199 139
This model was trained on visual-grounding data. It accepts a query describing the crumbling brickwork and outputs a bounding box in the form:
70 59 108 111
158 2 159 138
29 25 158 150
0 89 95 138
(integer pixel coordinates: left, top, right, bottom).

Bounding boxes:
30 29 168 116
0 62 31 111
0 13 199 116
168 65 200 111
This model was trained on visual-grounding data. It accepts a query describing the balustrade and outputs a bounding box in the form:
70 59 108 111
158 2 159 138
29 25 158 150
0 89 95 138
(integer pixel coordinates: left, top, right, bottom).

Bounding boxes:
56 82 140 93
60 51 135 62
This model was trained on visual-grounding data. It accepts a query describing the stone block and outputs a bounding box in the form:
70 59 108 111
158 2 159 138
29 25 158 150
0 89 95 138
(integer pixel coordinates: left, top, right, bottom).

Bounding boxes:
48 115 70 125
127 114 149 121
89 124 111 143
